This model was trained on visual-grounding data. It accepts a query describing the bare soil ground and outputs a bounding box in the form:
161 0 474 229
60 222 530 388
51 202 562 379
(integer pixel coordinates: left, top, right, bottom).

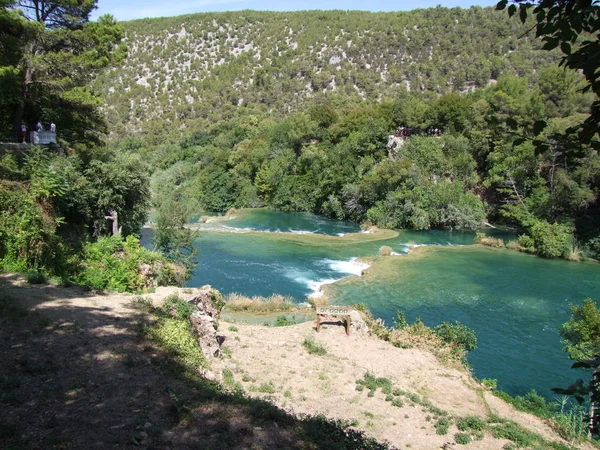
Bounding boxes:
0 274 592 449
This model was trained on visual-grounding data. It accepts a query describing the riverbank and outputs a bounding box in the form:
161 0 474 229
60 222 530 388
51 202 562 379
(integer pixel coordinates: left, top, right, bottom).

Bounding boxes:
0 274 591 449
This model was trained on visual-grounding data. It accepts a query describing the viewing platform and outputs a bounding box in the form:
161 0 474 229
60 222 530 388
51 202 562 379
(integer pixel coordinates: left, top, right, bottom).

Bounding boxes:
30 131 57 144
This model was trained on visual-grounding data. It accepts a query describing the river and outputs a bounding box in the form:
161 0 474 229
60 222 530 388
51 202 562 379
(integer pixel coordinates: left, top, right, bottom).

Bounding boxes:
143 208 600 398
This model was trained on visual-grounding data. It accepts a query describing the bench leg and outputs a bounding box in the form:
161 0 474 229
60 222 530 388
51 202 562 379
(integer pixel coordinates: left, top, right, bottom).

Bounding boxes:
316 314 320 332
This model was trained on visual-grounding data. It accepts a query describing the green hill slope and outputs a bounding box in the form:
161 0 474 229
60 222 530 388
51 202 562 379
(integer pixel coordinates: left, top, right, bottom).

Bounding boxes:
95 7 558 142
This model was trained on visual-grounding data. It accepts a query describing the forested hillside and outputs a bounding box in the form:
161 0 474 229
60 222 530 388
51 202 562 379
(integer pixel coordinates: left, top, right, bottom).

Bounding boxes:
96 7 560 142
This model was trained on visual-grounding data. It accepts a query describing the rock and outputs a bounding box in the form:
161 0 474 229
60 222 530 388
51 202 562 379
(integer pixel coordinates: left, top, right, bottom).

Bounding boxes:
189 311 221 359
143 422 152 430
349 310 370 336
185 285 224 318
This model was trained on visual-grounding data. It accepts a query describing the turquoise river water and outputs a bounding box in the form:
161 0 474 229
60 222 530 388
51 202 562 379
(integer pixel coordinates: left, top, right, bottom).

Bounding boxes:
142 209 600 398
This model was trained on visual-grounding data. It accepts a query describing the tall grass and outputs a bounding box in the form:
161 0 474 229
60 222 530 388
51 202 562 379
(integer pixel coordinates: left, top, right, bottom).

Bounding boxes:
224 293 297 312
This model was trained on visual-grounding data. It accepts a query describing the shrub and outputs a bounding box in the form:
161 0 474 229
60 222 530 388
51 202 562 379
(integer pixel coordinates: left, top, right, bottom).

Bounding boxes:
274 315 296 326
517 234 535 252
481 378 497 390
528 220 572 259
379 246 392 256
435 417 450 435
25 271 46 284
394 311 408 330
302 336 327 355
475 232 504 248
585 236 600 260
505 240 522 250
433 321 477 353
163 294 195 319
455 432 471 444
76 235 173 292
457 415 486 432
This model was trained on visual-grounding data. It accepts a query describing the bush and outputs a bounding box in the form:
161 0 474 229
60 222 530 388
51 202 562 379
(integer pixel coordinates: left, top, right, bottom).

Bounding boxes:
585 236 600 260
435 417 450 435
458 415 486 432
433 321 477 353
163 295 195 319
76 235 174 292
474 232 504 248
455 432 471 444
25 271 46 285
517 234 535 252
302 336 327 355
528 220 572 259
379 246 393 256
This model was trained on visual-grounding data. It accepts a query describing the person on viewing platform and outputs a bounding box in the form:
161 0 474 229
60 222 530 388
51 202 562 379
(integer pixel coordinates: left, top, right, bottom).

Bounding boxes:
20 122 27 143
36 121 44 132
50 121 56 133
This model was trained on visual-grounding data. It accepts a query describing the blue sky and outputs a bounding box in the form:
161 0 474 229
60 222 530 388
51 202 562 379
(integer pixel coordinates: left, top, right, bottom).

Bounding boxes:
91 0 499 22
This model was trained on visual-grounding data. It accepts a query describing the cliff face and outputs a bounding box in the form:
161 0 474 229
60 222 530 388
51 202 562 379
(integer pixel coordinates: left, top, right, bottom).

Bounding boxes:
94 8 558 141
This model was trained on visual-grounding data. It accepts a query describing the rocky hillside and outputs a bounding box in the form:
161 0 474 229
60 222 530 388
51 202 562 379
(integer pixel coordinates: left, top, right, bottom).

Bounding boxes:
95 7 559 141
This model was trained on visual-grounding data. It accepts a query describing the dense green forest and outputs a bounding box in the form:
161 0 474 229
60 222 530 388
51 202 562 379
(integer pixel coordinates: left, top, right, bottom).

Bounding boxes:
1 3 599 282
0 0 185 287
95 8 561 142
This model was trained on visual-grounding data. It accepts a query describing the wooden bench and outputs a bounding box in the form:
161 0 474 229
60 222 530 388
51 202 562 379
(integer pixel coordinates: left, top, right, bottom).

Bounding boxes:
316 306 353 336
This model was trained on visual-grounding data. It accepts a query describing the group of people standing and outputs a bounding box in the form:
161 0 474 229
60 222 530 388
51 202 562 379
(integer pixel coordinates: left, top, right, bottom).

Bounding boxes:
395 125 415 137
394 125 443 138
19 120 56 143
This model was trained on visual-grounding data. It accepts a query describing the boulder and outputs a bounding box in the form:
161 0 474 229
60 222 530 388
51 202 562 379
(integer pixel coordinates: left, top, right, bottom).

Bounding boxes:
185 285 224 318
349 310 370 336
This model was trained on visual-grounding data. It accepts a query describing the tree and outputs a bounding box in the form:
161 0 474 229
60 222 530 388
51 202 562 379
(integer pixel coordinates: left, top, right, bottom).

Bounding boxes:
153 200 198 281
553 298 600 438
1 0 126 145
496 0 600 145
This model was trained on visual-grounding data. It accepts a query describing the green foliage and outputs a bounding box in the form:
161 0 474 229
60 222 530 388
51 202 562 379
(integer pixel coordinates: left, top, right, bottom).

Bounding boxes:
76 235 172 292
497 389 556 419
302 336 327 356
163 295 195 320
152 200 198 281
487 417 542 447
146 304 209 371
433 321 478 353
457 415 486 432
454 432 471 444
0 1 125 145
85 152 150 237
481 378 498 390
528 220 572 259
435 417 450 435
560 298 600 362
394 311 408 330
24 271 46 284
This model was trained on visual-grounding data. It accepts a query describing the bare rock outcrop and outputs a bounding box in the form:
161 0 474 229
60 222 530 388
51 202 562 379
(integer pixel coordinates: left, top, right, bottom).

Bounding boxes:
349 310 370 336
184 285 226 367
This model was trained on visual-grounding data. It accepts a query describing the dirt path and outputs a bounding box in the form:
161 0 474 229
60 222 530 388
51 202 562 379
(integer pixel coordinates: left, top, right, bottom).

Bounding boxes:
0 274 591 449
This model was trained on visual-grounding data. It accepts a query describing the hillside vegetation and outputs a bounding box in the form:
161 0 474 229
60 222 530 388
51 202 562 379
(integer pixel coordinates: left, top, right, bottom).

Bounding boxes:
95 8 559 141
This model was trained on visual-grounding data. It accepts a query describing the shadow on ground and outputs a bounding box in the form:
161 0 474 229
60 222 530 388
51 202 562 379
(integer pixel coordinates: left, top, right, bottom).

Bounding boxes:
0 278 392 449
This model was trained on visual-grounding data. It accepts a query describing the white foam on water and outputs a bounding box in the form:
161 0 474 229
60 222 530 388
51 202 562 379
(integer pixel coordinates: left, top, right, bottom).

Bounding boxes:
290 229 315 235
337 233 346 237
323 258 370 276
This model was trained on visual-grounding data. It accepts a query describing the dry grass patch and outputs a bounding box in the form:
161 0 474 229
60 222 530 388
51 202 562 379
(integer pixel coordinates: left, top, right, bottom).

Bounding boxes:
224 293 296 313
475 233 505 248
378 246 392 256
